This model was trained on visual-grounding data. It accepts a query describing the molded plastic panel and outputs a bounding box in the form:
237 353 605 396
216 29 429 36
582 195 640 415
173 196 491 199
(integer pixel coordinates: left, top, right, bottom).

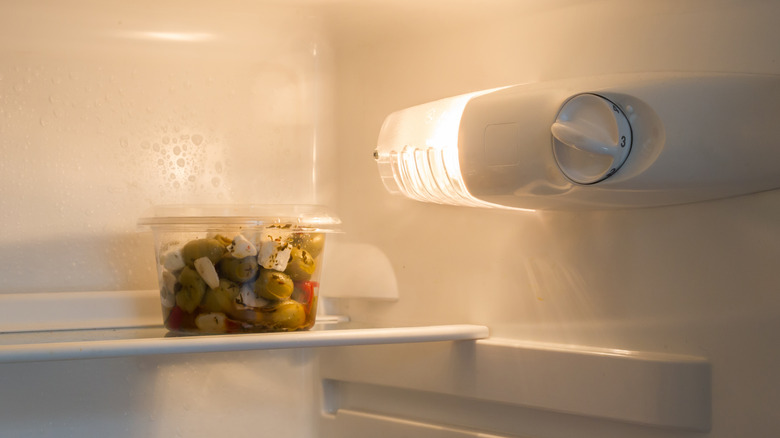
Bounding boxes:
377 73 780 210
460 73 780 209
0 290 487 364
319 338 711 432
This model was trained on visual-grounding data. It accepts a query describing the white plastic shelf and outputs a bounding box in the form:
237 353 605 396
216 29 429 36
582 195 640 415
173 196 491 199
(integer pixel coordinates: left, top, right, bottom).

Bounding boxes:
0 323 489 364
0 290 488 364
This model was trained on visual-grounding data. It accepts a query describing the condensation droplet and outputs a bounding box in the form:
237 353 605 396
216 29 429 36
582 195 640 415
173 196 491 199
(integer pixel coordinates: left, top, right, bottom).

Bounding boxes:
173 146 181 155
191 134 203 146
176 158 185 167
214 162 223 174
211 177 221 187
162 136 170 145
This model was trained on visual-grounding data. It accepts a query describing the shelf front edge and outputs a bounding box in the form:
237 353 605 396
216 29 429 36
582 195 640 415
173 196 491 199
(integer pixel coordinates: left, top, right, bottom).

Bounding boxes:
0 324 489 364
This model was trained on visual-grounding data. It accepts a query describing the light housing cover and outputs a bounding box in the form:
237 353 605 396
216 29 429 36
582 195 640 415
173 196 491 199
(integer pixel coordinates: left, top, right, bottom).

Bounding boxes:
374 73 780 210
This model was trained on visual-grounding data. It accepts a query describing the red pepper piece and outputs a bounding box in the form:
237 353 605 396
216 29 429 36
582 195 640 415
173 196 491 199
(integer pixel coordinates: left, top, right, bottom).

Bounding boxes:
166 306 185 330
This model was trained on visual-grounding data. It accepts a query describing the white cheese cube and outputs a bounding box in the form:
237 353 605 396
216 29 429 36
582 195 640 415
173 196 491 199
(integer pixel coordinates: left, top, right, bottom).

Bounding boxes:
194 312 228 333
239 284 269 308
160 248 185 271
257 236 292 271
229 234 257 258
160 270 177 307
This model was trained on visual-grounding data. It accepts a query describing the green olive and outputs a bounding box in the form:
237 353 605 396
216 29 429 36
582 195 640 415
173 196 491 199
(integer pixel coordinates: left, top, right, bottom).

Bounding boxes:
181 238 227 267
213 234 233 247
200 278 241 313
284 247 316 281
176 266 207 313
292 233 326 258
254 269 294 301
217 256 258 283
267 300 306 329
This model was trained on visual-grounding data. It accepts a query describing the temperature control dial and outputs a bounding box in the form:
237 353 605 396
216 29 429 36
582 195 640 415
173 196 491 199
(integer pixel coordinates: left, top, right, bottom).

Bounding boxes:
551 93 632 184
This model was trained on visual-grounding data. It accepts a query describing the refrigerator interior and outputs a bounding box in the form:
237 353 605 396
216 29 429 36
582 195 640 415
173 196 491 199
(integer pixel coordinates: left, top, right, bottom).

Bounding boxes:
1 1 779 437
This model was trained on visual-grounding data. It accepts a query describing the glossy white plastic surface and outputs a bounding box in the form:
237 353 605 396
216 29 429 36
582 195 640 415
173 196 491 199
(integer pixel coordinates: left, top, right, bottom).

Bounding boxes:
329 3 780 438
0 324 488 364
319 338 711 432
2 1 780 438
0 290 486 363
0 290 161 332
378 72 780 209
551 93 633 184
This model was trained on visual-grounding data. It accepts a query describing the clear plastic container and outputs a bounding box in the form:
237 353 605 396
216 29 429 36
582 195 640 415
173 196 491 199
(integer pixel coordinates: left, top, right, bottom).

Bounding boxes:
138 205 340 334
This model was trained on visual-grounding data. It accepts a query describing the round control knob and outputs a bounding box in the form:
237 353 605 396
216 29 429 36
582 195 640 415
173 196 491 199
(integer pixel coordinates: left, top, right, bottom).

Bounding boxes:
551 93 632 184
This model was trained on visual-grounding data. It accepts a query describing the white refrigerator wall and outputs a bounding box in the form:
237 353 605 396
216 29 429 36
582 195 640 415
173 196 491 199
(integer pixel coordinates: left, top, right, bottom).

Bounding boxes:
0 0 336 294
0 0 779 437
0 2 332 437
326 0 780 436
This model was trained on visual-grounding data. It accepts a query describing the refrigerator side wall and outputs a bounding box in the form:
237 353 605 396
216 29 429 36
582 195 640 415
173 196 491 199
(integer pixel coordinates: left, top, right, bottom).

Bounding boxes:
324 1 780 436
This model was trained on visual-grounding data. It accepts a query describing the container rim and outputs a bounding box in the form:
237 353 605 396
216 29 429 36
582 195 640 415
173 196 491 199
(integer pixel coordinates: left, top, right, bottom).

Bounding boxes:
137 204 341 230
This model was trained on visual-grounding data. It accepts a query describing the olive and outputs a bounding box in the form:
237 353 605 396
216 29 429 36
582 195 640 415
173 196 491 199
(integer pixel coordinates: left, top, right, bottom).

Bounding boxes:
267 300 306 329
284 247 316 281
200 278 241 313
176 266 207 313
292 233 326 257
217 256 258 283
213 234 233 247
181 238 227 267
254 269 294 301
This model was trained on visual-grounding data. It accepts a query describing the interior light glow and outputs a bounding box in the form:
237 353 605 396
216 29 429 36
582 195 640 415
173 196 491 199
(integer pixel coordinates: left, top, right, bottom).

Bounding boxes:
375 87 533 210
